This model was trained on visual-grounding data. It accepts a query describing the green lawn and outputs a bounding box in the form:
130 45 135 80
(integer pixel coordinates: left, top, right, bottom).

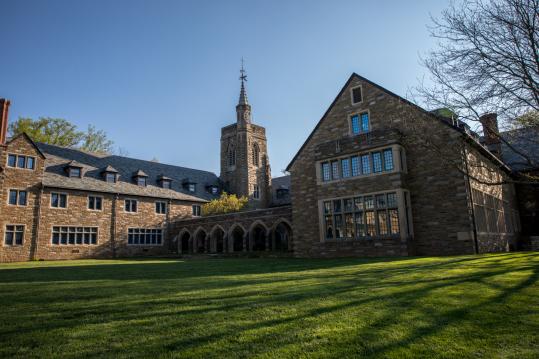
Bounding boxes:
0 253 538 358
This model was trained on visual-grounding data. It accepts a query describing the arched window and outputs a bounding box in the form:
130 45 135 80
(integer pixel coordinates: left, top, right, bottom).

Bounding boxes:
252 143 259 166
228 146 236 166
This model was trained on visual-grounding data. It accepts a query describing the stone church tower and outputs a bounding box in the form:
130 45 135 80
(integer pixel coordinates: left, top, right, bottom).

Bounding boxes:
220 65 271 209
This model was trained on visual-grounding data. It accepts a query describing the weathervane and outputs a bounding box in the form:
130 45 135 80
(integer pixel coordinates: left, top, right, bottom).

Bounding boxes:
240 57 247 82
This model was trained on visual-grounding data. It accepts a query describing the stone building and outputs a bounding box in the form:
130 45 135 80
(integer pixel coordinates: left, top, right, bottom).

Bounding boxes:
0 71 536 262
286 73 525 257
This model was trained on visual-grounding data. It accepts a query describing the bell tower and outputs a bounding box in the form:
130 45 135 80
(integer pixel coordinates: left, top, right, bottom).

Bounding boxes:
220 61 271 209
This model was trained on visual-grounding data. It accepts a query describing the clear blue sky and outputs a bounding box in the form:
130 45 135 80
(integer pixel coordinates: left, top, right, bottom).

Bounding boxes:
1 0 450 176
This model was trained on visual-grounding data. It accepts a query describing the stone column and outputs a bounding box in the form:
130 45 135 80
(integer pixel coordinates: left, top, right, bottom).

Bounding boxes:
205 234 210 253
265 231 270 251
243 233 248 252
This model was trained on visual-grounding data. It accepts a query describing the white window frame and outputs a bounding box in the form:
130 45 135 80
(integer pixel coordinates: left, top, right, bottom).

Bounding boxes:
192 205 201 217
155 201 167 215
6 153 36 170
124 198 138 213
88 195 104 211
127 228 164 246
51 226 98 246
4 224 25 246
50 192 68 209
7 189 28 206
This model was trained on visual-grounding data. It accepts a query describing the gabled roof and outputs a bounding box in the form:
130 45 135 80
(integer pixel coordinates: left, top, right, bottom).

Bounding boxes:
285 73 511 174
133 169 148 177
5 132 46 159
66 160 84 168
102 165 119 173
37 142 220 202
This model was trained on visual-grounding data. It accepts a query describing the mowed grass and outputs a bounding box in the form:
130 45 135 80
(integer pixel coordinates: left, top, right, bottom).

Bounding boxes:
0 253 538 358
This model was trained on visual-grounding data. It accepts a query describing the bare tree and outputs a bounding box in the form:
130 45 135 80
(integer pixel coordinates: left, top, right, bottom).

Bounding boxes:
415 0 539 175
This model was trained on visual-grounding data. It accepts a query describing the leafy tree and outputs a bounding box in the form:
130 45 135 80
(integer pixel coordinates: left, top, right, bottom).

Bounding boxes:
201 192 248 216
80 125 114 154
9 117 84 147
9 117 115 154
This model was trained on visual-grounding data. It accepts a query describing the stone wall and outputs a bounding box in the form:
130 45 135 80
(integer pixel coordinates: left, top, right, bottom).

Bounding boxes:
0 135 45 262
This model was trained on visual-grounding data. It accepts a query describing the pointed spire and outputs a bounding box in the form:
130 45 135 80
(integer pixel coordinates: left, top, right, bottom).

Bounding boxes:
238 58 249 105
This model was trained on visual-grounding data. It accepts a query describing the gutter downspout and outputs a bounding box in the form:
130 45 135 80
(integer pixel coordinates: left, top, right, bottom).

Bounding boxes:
464 148 479 254
30 183 44 260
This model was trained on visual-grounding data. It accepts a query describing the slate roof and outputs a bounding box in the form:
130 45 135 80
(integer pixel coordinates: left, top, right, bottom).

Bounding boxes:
37 142 220 202
499 127 539 171
270 175 291 206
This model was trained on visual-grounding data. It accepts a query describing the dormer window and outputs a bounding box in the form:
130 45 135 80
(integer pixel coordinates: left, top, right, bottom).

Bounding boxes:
105 173 117 183
65 161 83 178
69 167 81 178
137 177 147 187
101 165 119 183
182 179 197 193
157 175 172 189
206 184 219 195
133 170 149 187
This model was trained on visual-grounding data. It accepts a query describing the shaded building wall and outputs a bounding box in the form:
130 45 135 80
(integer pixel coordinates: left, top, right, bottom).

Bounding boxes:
289 75 477 258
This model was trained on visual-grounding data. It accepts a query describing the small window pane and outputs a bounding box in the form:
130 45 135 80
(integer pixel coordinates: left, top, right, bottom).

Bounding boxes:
361 155 371 174
387 193 398 207
333 200 342 213
361 113 369 132
389 209 400 234
373 152 382 173
376 194 386 209
26 157 35 169
325 215 333 239
8 154 16 167
383 149 394 171
59 194 67 208
18 191 27 206
17 156 26 168
331 161 339 180
351 156 360 176
9 190 17 205
341 158 350 178
378 211 389 235
323 201 332 214
366 211 376 236
364 196 374 210
5 231 14 245
334 214 343 239
344 198 354 212
351 115 360 134
321 163 331 181
354 197 363 211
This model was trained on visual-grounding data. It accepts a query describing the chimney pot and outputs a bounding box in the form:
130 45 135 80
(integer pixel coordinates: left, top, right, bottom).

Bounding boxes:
0 99 11 145
479 113 502 158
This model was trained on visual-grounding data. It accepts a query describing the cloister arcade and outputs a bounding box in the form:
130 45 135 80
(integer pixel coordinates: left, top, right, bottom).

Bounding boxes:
173 216 293 254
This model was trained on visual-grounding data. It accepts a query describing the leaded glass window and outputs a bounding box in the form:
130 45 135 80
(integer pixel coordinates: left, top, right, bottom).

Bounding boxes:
373 152 382 173
341 158 350 178
383 149 394 171
351 115 360 134
361 154 371 174
351 156 360 176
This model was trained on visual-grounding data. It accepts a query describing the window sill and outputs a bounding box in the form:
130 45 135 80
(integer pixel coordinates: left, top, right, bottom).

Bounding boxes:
323 235 401 243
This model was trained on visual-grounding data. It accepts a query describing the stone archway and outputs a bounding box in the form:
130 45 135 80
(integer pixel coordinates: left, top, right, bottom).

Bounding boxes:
273 220 292 252
179 229 191 254
229 224 246 252
194 228 207 254
249 221 268 251
210 225 226 253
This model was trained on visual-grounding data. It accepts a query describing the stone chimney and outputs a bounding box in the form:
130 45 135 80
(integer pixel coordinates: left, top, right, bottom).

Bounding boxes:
479 113 502 158
0 99 10 145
